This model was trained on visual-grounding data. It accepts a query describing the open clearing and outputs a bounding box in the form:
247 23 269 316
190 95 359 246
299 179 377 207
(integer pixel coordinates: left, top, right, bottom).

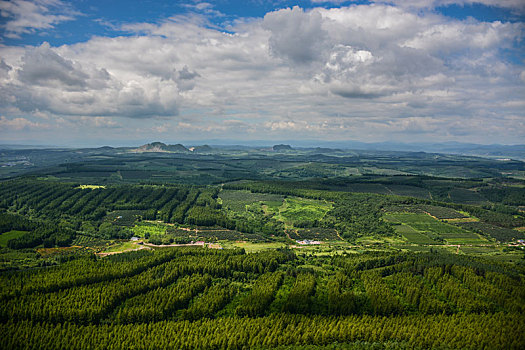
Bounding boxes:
0 231 27 247
76 185 106 189
131 223 167 237
223 241 286 253
99 241 149 255
385 212 487 245
277 198 332 226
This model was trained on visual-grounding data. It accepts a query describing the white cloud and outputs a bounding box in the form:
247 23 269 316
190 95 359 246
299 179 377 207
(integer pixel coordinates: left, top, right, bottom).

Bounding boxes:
17 42 110 90
181 2 225 17
402 21 520 53
263 6 328 64
375 0 525 13
0 116 48 130
0 3 523 144
2 41 185 118
0 0 77 39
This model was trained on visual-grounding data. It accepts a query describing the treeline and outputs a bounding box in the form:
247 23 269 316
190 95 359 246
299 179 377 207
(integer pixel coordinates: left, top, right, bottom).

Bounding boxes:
4 313 524 350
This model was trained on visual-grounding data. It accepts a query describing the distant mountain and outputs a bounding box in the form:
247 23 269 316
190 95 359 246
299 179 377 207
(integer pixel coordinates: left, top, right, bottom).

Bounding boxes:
273 144 293 151
268 141 524 160
133 142 188 153
349 142 525 160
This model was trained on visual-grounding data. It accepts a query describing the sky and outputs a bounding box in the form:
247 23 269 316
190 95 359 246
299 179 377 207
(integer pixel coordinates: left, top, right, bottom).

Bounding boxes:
0 0 524 147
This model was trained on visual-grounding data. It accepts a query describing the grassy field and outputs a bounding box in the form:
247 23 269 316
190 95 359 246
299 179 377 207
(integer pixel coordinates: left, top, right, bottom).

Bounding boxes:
76 185 106 189
394 224 419 234
277 198 332 226
102 241 140 253
292 242 363 256
261 200 283 215
131 223 167 237
222 241 286 252
0 231 27 247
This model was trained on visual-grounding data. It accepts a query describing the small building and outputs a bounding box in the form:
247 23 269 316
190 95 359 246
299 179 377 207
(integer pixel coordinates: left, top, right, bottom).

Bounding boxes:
296 240 321 245
130 236 140 241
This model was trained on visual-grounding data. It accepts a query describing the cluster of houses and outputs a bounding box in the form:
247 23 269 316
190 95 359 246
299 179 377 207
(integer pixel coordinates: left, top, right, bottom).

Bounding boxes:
296 239 321 245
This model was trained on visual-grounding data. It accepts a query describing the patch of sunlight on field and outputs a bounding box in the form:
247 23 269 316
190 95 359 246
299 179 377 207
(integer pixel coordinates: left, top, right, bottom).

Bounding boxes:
278 198 332 226
0 230 27 247
131 223 167 237
103 241 138 253
225 241 285 253
77 185 106 189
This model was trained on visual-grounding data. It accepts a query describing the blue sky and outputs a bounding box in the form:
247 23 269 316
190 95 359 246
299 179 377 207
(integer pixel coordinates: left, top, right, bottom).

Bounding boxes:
3 1 524 47
0 0 524 146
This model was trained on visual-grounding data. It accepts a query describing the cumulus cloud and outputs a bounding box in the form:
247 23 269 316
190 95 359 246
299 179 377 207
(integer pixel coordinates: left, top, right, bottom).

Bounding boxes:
0 116 48 130
2 41 185 118
263 6 327 64
0 59 11 79
17 42 110 90
0 0 77 38
0 3 523 144
402 21 521 53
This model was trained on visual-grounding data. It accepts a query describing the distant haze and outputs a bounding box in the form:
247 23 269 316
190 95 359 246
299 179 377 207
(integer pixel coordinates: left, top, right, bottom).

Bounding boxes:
1 140 523 161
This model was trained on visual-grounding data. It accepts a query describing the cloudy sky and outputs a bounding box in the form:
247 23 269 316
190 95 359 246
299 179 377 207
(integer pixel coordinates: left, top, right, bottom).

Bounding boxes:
0 0 524 147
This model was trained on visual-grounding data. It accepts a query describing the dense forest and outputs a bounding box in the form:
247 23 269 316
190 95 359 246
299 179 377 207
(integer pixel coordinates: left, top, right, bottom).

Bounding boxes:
1 149 525 349
1 247 525 349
